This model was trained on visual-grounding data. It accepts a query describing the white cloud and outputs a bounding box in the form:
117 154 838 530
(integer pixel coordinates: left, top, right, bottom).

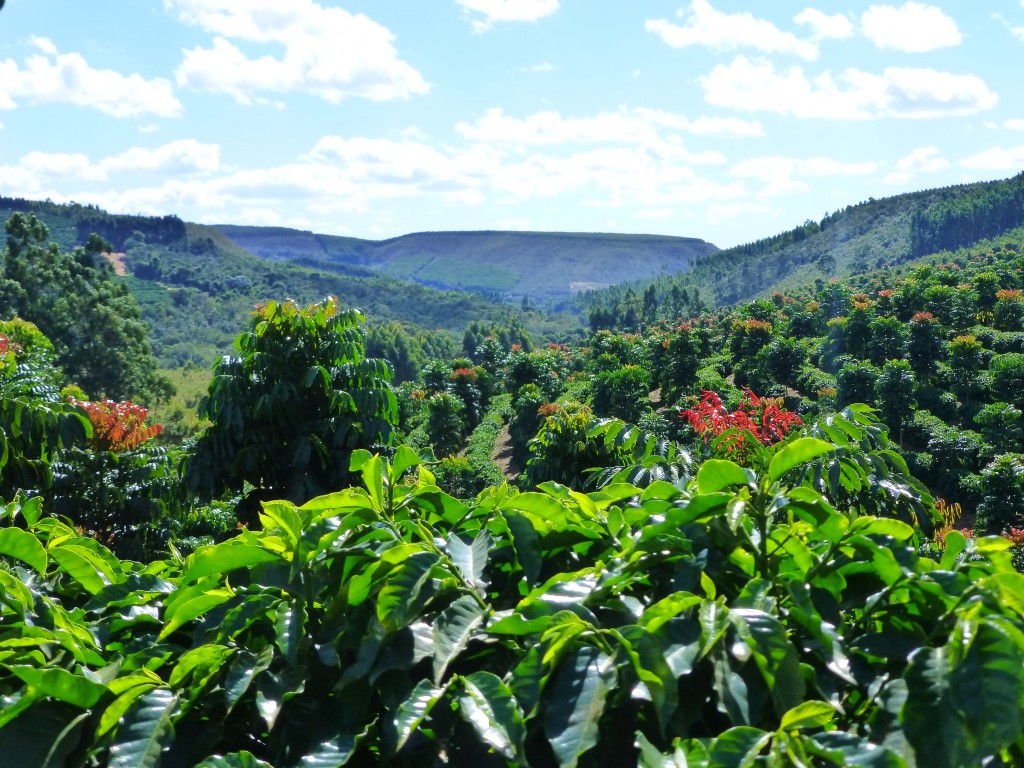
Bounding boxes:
705 201 773 225
1 141 221 188
455 0 559 33
730 155 876 196
456 107 761 149
882 145 949 183
1005 118 1024 130
521 61 557 73
861 2 962 53
0 37 182 118
167 0 429 104
700 55 997 119
793 9 855 40
961 145 1024 170
646 0 819 60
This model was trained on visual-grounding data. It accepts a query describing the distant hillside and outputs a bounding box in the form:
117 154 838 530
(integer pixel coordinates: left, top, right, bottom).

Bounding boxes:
582 172 1024 321
214 226 719 300
0 198 545 367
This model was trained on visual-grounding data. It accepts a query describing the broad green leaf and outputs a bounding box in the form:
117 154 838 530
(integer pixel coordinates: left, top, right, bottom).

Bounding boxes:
849 517 915 541
194 751 275 767
0 699 89 768
0 568 35 611
504 491 570 526
635 731 673 768
224 646 274 715
902 645 964 768
98 678 160 737
107 688 178 768
505 512 543 585
259 501 304 546
696 460 749 494
639 592 702 633
545 646 616 768
699 600 729 657
391 445 422 480
433 595 488 683
706 726 772 768
159 581 234 640
810 732 905 768
459 671 526 761
168 644 233 691
377 551 439 632
256 665 305 731
360 454 385 511
49 545 111 594
389 679 446 753
767 437 834 483
183 540 282 584
987 571 1024 617
779 700 835 731
274 601 307 668
0 527 46 573
447 530 491 587
731 609 805 716
10 665 107 708
941 530 968 569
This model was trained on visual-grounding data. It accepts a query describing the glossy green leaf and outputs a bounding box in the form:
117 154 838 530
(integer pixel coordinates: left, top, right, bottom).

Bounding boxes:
732 609 805 716
505 512 543 585
159 580 234 641
107 688 178 768
767 437 834 483
696 460 749 494
377 551 439 632
391 445 422 481
448 530 491 587
224 647 274 715
0 699 89 768
848 516 915 541
0 527 46 573
389 679 446 753
545 646 616 768
459 671 526 761
779 700 835 731
433 595 488 683
810 732 905 768
706 726 772 767
98 678 160 738
183 540 282 585
274 601 306 668
194 751 274 767
10 665 106 708
49 545 110 594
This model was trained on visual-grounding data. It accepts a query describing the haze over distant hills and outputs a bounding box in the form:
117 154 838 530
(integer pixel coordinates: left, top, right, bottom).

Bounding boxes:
214 226 719 300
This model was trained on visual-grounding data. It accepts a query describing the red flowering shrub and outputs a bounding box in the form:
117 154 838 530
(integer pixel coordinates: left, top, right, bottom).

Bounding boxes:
70 398 163 452
680 389 802 455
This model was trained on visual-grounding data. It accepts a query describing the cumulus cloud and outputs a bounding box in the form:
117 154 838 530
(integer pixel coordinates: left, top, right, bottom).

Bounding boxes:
455 0 559 32
961 145 1024 170
646 0 819 60
700 55 997 119
0 141 221 188
882 145 949 183
167 0 429 104
456 106 762 149
861 2 962 53
0 37 182 118
793 9 855 40
730 155 877 196
1005 118 1024 130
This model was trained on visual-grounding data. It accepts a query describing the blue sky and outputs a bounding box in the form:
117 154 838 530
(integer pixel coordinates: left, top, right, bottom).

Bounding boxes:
1 1 1023 248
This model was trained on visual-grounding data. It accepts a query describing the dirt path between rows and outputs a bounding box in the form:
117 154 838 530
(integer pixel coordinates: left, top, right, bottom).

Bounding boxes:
491 423 521 484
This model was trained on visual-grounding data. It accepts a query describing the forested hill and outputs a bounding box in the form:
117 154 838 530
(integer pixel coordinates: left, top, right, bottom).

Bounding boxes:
582 171 1024 319
0 198 542 367
214 226 719 300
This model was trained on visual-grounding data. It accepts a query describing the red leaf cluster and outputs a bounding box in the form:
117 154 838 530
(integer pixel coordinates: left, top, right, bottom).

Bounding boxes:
69 398 163 452
680 389 802 449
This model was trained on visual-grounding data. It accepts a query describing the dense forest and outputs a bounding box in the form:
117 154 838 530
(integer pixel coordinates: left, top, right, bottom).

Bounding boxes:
5 175 1024 765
